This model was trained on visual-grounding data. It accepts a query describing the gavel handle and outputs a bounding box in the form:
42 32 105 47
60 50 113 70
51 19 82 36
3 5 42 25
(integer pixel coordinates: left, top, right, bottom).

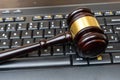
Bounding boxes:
0 31 72 63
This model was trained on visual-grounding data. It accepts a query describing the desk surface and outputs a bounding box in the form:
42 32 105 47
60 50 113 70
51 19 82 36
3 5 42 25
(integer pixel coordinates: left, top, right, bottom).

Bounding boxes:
0 0 119 8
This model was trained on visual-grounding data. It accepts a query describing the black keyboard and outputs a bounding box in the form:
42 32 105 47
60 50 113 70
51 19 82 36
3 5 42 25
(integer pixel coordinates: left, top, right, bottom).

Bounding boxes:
0 3 120 69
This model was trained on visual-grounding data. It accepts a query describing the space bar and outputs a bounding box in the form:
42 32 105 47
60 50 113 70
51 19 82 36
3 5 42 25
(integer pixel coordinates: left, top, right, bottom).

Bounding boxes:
0 56 71 69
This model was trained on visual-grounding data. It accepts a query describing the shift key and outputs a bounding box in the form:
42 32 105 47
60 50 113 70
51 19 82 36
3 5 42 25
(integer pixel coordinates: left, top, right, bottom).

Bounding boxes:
106 43 120 52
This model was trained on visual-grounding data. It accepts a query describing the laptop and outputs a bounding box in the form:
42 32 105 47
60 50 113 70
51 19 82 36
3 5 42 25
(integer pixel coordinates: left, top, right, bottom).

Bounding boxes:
0 0 120 80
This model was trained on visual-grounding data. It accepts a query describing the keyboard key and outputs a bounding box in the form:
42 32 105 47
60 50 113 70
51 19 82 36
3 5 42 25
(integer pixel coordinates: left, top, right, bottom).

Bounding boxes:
96 17 105 25
105 16 120 25
94 11 103 17
6 23 16 31
0 32 9 39
0 24 5 31
65 44 76 55
43 15 52 20
33 30 43 38
89 54 111 65
23 38 40 57
15 16 25 22
56 28 66 35
23 38 34 45
10 31 21 39
32 16 42 21
40 47 51 56
112 53 120 63
35 38 43 42
28 22 38 30
17 23 27 30
4 17 14 22
50 20 60 29
107 34 119 42
0 40 10 48
115 11 120 15
64 14 69 18
39 21 49 29
44 29 55 38
0 18 3 22
113 25 120 33
72 55 88 66
101 25 113 33
21 30 32 38
11 39 22 48
28 50 39 57
54 14 64 19
53 46 64 56
61 20 68 28
104 11 114 16
106 43 120 52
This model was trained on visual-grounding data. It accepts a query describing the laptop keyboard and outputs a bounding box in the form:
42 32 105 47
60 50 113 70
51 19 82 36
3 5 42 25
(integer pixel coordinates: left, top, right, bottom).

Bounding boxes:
0 7 120 69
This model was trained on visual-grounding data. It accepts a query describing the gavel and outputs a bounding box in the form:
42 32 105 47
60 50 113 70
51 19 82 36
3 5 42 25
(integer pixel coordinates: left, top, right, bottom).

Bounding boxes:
0 8 108 63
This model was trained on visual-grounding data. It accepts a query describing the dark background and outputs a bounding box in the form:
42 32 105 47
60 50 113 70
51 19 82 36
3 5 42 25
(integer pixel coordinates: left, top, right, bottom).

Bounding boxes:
0 0 119 8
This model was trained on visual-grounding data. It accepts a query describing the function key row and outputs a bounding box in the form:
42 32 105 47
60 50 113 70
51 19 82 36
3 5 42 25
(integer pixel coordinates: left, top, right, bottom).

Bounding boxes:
94 10 120 17
0 14 68 23
0 10 120 23
0 17 25 22
1 11 119 23
32 14 68 21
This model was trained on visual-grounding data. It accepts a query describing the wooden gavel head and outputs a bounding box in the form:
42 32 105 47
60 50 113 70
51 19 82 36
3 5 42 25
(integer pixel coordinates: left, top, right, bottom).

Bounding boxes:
67 8 108 58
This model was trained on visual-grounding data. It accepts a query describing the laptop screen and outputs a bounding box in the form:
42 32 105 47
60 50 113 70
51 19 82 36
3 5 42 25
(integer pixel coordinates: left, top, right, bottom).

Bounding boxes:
0 0 119 8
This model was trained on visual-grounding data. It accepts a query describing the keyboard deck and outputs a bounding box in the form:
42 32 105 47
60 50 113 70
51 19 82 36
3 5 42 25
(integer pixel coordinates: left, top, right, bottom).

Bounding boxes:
0 3 120 69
